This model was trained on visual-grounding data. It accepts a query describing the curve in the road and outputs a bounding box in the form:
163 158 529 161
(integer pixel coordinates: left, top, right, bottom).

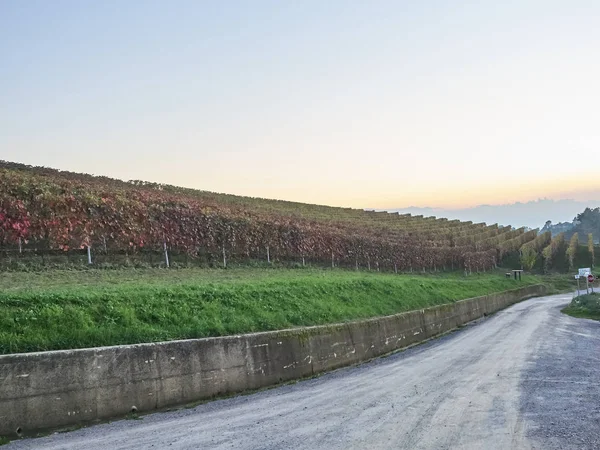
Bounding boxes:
7 293 599 450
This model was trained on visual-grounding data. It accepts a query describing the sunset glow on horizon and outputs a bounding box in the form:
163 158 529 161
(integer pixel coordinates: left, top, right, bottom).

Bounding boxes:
2 1 600 211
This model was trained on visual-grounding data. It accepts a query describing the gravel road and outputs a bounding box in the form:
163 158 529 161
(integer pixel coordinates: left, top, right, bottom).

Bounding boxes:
7 293 600 450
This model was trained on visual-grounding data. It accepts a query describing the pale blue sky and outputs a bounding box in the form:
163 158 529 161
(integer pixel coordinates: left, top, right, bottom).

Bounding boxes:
1 1 599 208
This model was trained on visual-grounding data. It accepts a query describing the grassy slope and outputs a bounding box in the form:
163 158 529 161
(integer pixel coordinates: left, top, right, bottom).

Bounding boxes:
0 268 571 355
562 293 600 321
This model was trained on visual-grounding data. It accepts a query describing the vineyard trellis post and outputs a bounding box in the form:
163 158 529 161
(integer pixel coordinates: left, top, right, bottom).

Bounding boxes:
163 241 170 268
0 163 549 274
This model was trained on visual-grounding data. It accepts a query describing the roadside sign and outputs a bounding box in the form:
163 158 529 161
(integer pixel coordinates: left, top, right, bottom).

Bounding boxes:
579 268 591 277
575 275 580 279
588 274 595 283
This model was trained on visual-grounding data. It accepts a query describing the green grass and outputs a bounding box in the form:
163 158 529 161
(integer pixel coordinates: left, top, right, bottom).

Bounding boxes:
562 292 600 321
0 267 572 355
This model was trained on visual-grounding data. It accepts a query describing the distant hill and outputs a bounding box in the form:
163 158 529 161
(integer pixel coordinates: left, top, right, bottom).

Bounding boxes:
558 207 600 244
539 220 573 237
382 199 600 230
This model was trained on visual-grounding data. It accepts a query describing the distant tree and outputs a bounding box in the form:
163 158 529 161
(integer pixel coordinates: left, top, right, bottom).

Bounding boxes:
520 246 537 271
572 207 600 243
541 207 600 242
540 220 574 237
519 231 550 271
575 207 600 227
566 233 579 270
542 233 565 273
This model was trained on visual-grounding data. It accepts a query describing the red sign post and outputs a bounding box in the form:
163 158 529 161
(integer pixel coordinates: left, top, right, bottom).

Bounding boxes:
588 274 595 283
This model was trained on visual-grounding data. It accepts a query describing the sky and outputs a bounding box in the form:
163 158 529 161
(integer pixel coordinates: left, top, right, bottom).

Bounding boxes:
1 1 600 210
388 199 600 229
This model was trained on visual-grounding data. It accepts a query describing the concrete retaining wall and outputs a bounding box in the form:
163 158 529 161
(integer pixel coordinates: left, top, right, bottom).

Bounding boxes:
0 284 546 437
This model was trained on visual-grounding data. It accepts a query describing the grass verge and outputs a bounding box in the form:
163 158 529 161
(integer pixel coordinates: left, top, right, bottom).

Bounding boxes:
562 292 600 321
0 267 571 354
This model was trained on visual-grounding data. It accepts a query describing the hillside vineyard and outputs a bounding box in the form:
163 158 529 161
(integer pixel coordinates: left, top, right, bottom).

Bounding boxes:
0 161 543 272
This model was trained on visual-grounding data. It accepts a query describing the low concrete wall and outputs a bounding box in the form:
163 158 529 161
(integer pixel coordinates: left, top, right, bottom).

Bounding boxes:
0 284 546 437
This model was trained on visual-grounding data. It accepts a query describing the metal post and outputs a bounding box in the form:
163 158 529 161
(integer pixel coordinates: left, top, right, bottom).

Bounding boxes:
586 276 590 295
87 245 92 265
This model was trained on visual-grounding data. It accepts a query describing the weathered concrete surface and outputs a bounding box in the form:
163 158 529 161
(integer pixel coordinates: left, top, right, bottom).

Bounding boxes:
8 292 598 450
0 284 545 437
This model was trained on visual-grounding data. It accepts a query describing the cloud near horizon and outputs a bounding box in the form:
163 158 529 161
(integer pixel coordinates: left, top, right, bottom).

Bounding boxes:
367 176 600 211
384 198 600 230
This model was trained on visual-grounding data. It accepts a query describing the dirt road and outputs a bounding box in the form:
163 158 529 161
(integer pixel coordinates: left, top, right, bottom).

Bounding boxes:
8 293 600 449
